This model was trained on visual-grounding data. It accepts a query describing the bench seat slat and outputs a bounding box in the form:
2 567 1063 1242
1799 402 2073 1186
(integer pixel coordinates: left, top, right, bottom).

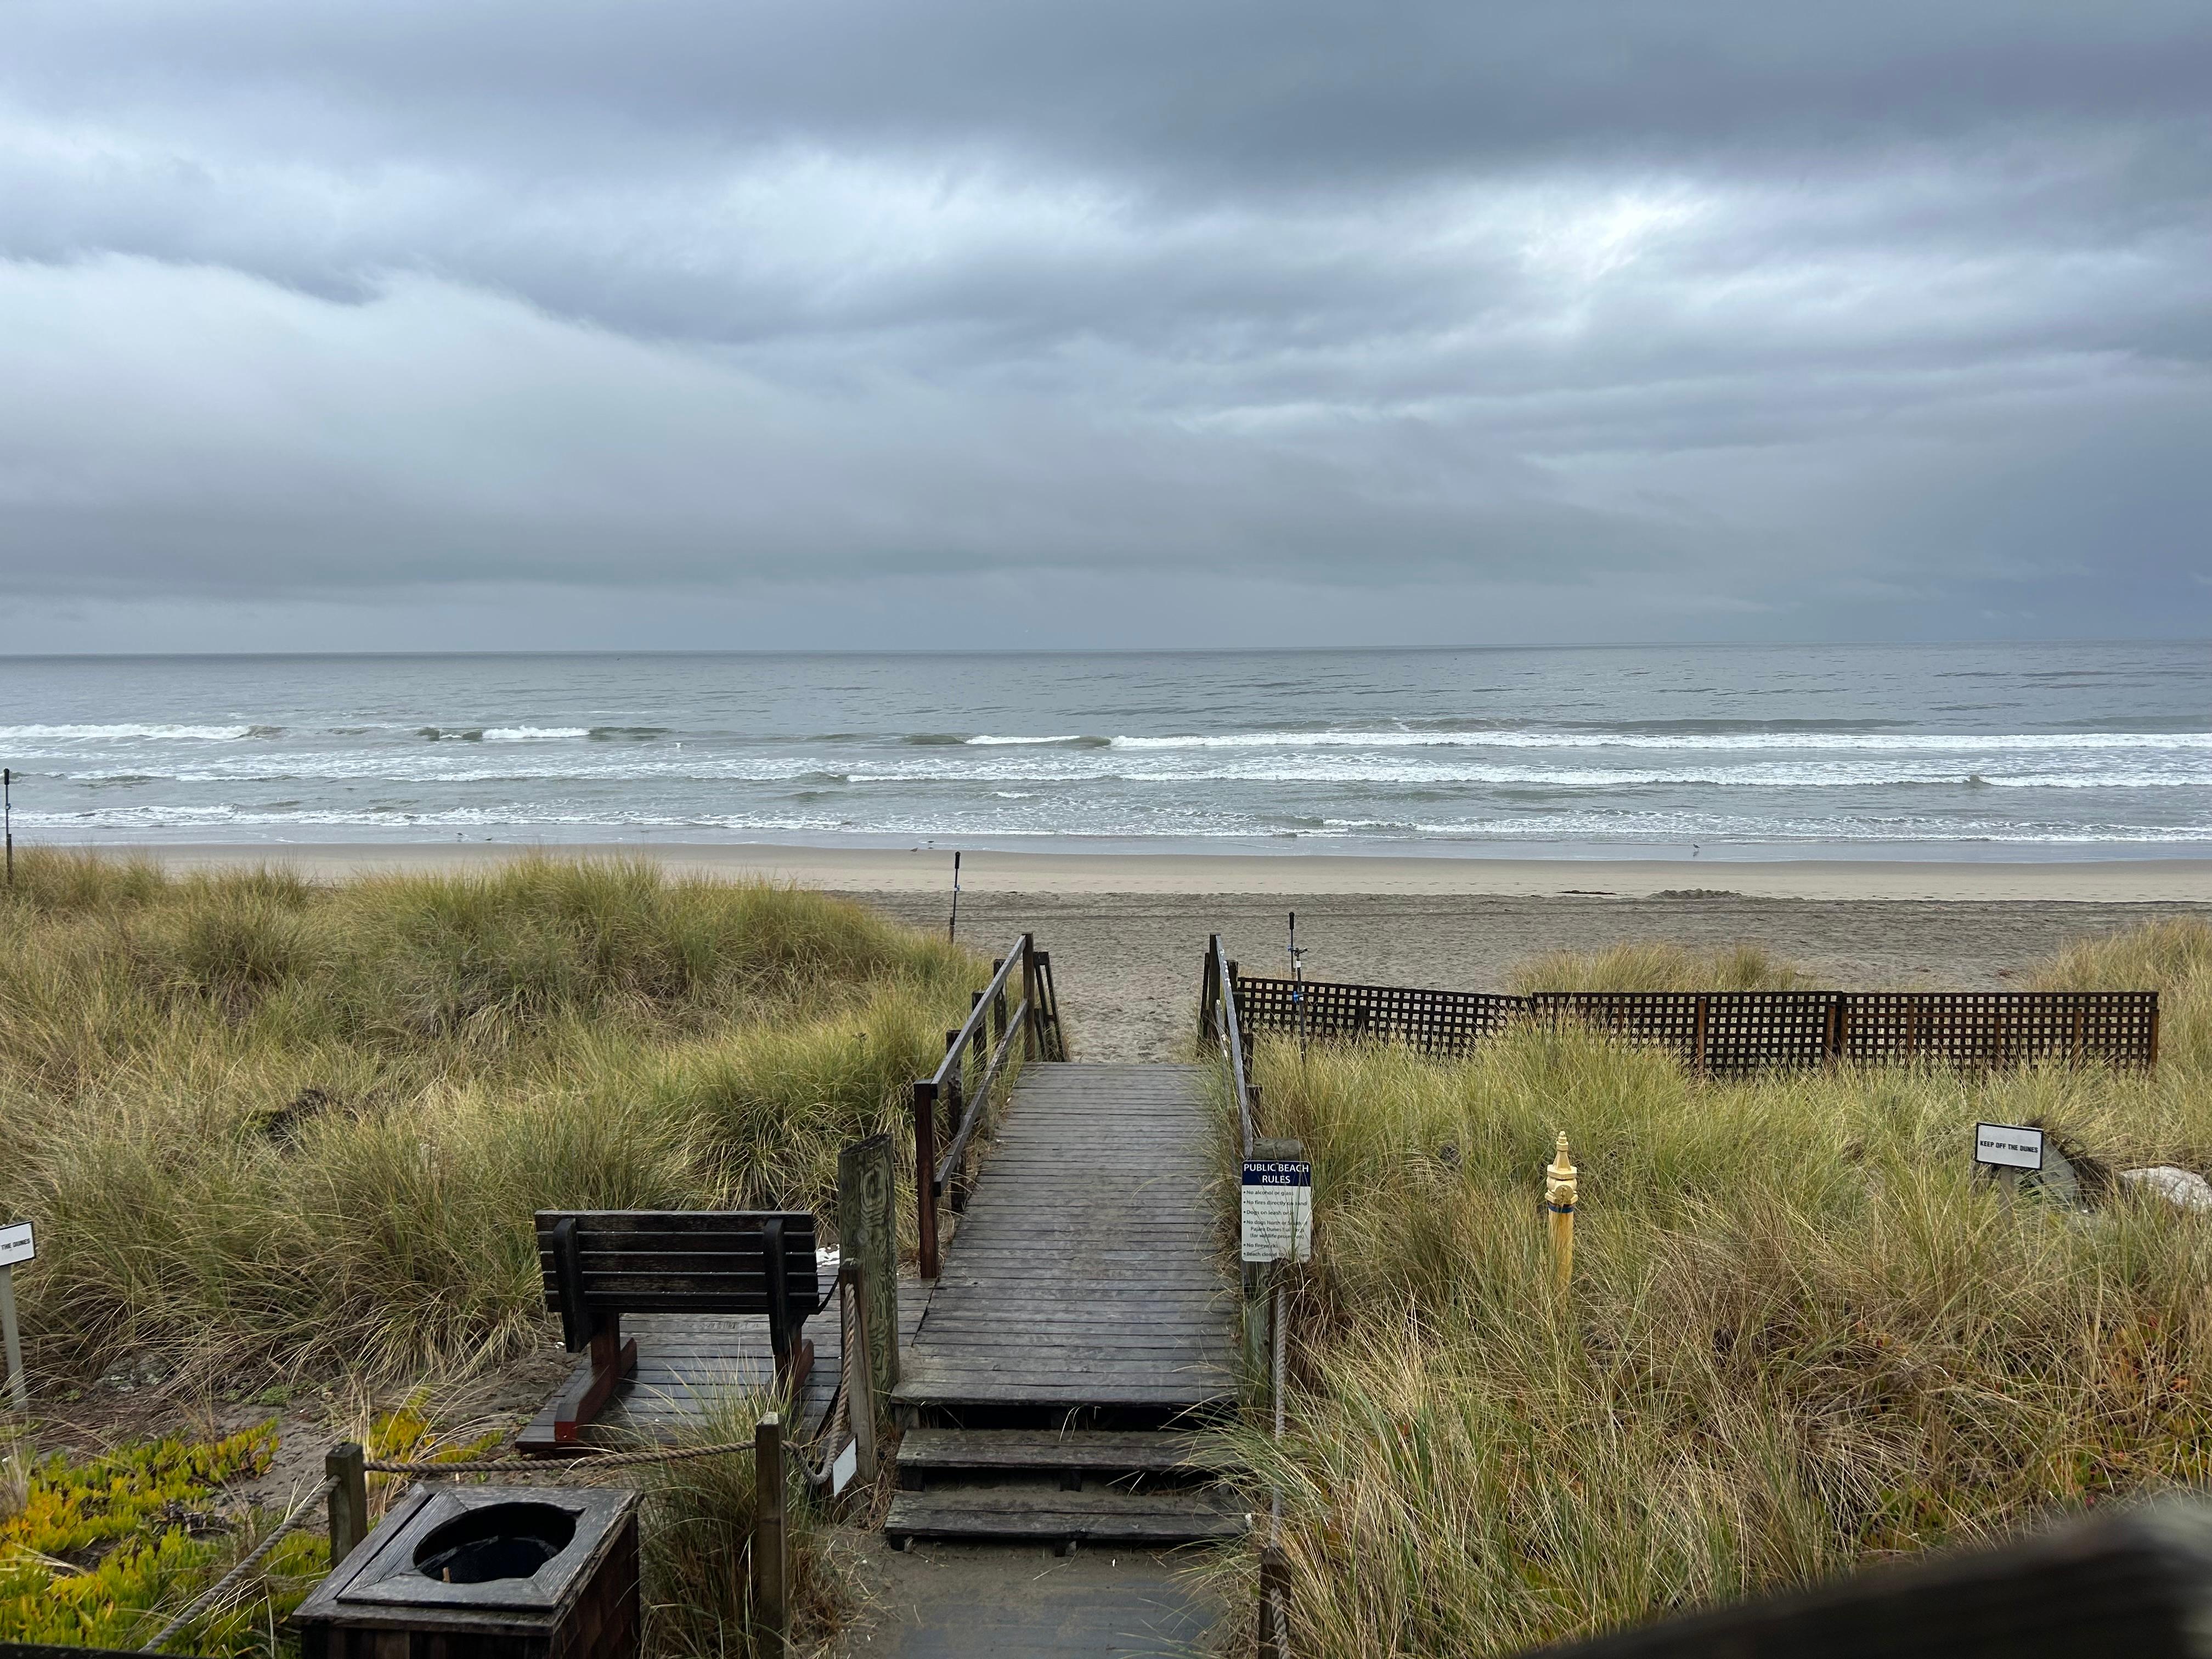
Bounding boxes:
539 1256 783 1283
537 1283 822 1309
534 1210 817 1238
555 1291 816 1314
537 1226 814 1247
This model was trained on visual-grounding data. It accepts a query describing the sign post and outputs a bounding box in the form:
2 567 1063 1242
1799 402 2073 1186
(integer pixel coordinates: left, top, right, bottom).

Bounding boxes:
0 1220 32 1410
1242 1146 1308 1659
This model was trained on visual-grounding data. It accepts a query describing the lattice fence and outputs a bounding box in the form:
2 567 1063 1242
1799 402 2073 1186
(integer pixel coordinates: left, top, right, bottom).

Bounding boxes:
1231 974 2158 1075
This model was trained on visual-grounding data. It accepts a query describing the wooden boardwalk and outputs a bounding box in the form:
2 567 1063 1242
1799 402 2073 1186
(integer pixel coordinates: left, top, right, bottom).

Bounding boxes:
520 1290 925 1451
893 1062 1237 1420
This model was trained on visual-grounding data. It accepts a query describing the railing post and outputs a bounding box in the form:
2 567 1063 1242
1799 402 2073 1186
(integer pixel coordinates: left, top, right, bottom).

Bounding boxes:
990 959 1006 1058
1202 936 1221 1043
912 1079 940 1280
941 1030 964 1203
1020 933 1040 1058
325 1442 368 1567
1039 952 1061 1057
753 1411 787 1657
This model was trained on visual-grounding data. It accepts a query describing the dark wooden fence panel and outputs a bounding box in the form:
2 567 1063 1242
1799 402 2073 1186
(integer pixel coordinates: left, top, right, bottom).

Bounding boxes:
1235 973 1522 1056
1231 974 2157 1074
1839 989 2159 1070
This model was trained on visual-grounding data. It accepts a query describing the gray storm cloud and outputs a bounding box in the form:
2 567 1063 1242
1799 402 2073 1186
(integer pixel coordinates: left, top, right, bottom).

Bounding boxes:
0 0 2207 648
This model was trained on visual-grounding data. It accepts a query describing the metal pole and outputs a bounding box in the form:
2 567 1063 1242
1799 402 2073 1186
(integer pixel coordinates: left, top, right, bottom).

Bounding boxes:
4 768 12 888
1266 1271 1289 1656
947 850 961 943
1289 911 1306 1059
0 1263 26 1411
1271 1274 1285 1521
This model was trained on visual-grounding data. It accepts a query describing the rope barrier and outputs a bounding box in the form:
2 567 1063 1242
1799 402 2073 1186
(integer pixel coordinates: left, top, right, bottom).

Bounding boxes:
362 1440 755 1475
138 1477 336 1653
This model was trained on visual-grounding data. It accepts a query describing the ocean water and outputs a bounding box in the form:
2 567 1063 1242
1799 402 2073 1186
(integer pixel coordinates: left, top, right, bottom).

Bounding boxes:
0 643 2205 859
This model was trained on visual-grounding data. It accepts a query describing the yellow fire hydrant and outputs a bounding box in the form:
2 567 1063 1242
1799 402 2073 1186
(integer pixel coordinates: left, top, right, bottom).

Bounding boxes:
1544 1131 1577 1288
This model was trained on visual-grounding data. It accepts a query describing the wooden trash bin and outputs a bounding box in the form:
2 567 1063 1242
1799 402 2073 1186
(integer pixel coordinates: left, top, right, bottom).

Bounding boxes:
293 1485 639 1659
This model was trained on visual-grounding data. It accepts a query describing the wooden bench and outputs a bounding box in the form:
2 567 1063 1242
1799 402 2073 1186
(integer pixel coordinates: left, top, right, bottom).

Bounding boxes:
532 1209 821 1448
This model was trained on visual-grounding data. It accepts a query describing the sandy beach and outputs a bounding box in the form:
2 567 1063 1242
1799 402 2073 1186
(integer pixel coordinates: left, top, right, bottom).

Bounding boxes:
93 843 2212 1060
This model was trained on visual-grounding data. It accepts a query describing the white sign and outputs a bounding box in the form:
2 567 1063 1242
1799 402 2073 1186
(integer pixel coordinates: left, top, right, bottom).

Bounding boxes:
0 1222 31 1267
1974 1123 2045 1171
1241 1161 1312 1264
830 1438 857 1496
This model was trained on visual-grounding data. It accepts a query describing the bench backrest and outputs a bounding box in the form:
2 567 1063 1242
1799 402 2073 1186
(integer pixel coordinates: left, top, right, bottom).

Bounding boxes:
533 1210 819 1350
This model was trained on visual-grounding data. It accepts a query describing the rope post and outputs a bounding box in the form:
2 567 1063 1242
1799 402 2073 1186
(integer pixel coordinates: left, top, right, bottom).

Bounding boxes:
1545 1132 1577 1289
3 768 12 888
843 1262 878 1486
325 1442 368 1566
753 1411 788 1658
1258 1542 1293 1659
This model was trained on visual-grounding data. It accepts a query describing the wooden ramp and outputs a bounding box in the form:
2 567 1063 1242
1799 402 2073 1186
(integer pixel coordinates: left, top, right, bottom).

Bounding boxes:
887 1061 1244 1549
895 1062 1237 1418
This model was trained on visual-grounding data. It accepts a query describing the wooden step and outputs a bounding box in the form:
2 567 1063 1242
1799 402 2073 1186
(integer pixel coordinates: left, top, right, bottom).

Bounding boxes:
896 1429 1237 1487
884 1481 1249 1549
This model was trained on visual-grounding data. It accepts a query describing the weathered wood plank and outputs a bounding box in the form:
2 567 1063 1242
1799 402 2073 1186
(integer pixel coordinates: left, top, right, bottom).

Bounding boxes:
896 1429 1234 1475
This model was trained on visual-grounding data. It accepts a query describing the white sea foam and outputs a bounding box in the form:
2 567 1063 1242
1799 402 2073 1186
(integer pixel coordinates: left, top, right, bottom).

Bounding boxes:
60 753 2212 790
480 727 592 742
0 723 262 743
1104 729 2212 754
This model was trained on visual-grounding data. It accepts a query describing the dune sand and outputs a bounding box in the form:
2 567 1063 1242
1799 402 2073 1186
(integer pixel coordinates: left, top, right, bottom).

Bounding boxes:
93 843 2212 1059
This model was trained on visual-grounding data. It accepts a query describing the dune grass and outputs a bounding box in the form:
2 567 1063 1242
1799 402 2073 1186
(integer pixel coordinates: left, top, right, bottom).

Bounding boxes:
1505 940 1810 993
1228 918 2212 1657
0 849 981 1385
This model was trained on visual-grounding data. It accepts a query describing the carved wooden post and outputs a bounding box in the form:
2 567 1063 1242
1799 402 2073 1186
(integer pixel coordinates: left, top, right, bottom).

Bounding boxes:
837 1134 900 1412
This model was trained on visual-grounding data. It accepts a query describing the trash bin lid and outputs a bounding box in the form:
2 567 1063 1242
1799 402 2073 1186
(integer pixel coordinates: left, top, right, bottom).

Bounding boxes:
309 1485 637 1615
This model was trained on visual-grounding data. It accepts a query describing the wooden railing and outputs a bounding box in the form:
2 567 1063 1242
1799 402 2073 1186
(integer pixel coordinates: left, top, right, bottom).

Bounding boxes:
911 933 1066 1279
1516 1494 2212 1657
1229 974 2159 1077
1199 934 1258 1155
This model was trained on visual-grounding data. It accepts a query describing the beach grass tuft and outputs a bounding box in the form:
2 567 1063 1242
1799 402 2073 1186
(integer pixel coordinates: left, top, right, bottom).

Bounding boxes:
1505 939 1810 993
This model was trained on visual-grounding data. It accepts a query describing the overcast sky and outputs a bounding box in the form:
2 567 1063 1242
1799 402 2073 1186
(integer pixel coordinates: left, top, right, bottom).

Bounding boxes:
2 1 2208 651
